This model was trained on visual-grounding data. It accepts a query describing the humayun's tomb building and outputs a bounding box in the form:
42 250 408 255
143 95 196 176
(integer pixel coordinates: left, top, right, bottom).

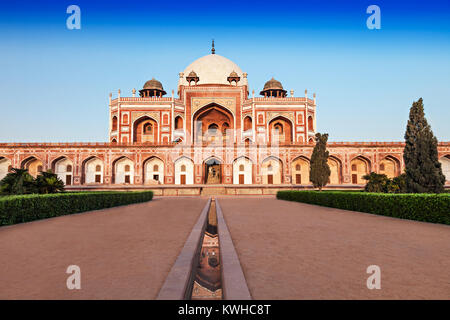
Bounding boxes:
1 45 449 195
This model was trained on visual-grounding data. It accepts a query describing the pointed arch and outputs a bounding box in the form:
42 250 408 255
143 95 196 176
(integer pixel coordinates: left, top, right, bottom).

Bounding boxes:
233 156 253 184
51 156 74 186
379 155 401 178
262 156 283 184
350 155 371 184
21 156 44 178
0 156 12 181
268 116 293 144
132 115 159 144
439 154 450 183
174 156 194 185
192 103 234 144
112 156 134 184
291 156 311 185
143 156 165 184
328 155 343 184
81 156 104 184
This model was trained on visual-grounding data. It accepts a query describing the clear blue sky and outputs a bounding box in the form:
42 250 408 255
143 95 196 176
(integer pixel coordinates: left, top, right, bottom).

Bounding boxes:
0 0 449 142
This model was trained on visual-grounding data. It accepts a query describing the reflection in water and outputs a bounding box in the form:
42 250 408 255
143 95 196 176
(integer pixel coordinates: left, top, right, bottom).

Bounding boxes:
191 199 222 300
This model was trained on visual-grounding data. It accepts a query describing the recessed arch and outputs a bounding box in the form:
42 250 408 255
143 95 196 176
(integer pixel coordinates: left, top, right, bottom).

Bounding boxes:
379 155 401 178
291 156 310 185
21 156 44 178
439 155 450 183
233 156 253 184
132 115 159 144
262 156 283 184
81 156 104 184
112 156 134 184
0 156 12 181
328 155 343 184
143 156 164 184
52 156 74 186
192 103 234 144
308 116 314 131
175 115 184 130
325 155 342 184
268 116 293 144
174 156 194 185
112 116 118 131
350 155 371 184
243 116 252 132
203 156 223 184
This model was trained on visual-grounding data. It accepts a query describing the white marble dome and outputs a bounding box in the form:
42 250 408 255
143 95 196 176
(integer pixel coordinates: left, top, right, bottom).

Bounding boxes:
181 54 245 86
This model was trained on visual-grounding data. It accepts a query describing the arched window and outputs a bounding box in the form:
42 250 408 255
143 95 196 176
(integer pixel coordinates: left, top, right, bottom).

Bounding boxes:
274 123 283 134
96 165 101 172
66 165 72 172
297 114 303 124
175 116 183 130
112 116 118 131
153 164 159 171
163 114 169 125
295 164 301 171
268 164 273 171
244 116 252 131
239 164 245 171
308 116 314 131
351 164 357 171
380 164 385 171
123 114 129 124
124 165 130 172
181 164 186 172
37 165 43 172
143 123 153 134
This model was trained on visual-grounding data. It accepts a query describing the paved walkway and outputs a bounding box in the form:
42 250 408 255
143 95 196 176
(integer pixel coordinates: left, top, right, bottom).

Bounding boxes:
218 197 450 299
0 197 207 299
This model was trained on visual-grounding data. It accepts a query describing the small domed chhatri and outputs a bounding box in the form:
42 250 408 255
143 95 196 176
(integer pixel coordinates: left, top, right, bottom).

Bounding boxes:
140 78 167 97
260 77 287 97
186 71 200 86
227 70 240 85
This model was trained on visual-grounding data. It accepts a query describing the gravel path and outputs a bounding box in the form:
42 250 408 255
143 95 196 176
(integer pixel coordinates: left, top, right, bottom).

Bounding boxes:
218 197 450 299
0 197 207 299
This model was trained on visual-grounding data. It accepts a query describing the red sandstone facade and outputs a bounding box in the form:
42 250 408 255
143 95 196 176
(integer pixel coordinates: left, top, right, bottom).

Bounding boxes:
1 50 449 190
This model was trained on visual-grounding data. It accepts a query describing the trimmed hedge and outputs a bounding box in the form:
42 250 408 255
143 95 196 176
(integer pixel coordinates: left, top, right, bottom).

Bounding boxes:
277 190 450 225
0 191 153 226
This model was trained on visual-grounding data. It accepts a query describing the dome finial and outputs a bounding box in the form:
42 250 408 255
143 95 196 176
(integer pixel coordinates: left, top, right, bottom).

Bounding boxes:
211 39 215 54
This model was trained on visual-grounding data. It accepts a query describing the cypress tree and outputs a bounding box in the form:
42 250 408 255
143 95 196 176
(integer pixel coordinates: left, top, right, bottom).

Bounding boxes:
309 133 331 191
403 98 445 193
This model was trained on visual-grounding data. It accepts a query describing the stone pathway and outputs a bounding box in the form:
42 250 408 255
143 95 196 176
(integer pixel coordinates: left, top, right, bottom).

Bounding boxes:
0 197 207 299
218 196 450 299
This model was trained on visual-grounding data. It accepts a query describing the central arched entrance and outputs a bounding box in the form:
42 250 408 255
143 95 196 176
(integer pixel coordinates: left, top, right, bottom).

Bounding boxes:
204 158 222 184
193 104 234 144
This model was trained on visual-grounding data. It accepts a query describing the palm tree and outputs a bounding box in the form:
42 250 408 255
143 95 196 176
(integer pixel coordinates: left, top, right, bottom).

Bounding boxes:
0 168 35 194
35 170 65 194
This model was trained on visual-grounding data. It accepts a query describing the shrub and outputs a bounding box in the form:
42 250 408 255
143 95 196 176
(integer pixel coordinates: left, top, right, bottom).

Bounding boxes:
362 172 389 193
0 191 153 226
277 190 450 225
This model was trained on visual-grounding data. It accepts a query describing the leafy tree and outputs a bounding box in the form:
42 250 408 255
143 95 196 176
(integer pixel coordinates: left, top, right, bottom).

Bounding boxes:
362 172 389 193
0 168 35 194
386 173 407 194
35 170 65 194
309 133 331 191
404 98 445 193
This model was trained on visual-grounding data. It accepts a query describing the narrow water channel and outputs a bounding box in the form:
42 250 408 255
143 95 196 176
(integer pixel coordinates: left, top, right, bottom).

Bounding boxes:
190 198 222 300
